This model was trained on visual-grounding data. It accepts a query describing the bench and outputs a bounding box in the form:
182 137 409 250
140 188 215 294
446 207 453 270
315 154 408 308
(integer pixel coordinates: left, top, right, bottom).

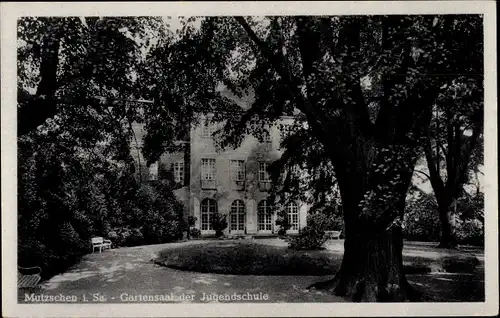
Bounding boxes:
18 266 42 289
325 230 342 239
91 236 112 253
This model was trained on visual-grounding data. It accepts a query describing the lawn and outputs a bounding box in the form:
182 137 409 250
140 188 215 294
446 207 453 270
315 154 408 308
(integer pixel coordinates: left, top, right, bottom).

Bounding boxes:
154 240 339 275
153 239 481 276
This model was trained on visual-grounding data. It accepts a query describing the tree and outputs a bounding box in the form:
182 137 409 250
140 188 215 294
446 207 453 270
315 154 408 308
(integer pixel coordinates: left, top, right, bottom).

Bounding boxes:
17 17 185 275
423 77 483 248
17 16 168 137
140 15 482 301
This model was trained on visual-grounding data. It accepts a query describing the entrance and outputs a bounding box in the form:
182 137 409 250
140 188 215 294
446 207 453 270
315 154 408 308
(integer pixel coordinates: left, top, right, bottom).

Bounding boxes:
230 200 246 234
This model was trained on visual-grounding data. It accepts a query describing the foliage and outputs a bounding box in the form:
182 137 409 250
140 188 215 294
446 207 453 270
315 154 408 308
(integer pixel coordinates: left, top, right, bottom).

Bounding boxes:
211 213 228 237
18 129 185 277
403 190 441 242
274 211 291 235
307 208 344 232
189 228 201 239
17 17 187 278
403 187 484 245
288 226 329 250
188 215 197 227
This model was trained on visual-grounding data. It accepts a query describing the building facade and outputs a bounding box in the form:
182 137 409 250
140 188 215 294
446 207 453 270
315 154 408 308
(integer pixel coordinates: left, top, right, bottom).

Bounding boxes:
131 114 308 237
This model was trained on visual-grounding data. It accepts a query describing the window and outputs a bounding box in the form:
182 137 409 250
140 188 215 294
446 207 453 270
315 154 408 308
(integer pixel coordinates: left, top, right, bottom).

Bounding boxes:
230 200 246 232
258 200 274 231
258 162 271 191
287 202 299 231
201 199 217 231
201 158 216 189
173 161 184 184
201 158 216 180
258 162 270 182
230 160 245 181
201 120 216 139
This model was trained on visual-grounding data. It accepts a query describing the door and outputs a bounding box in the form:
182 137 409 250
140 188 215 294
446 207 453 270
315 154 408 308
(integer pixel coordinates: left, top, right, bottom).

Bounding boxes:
257 200 274 234
230 200 246 234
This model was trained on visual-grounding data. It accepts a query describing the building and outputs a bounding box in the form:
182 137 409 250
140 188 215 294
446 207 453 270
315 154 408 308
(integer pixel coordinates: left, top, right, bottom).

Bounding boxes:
131 114 308 237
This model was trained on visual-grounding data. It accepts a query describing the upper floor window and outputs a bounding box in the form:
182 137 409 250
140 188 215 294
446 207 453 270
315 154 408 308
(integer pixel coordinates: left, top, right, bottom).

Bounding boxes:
201 158 216 180
173 161 184 184
258 162 270 182
230 160 245 182
201 120 216 139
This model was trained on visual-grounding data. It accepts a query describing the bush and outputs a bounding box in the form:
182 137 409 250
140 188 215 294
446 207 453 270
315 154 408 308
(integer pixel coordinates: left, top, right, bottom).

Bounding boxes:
188 216 197 227
288 226 328 250
189 228 201 239
456 219 484 246
275 212 291 236
211 213 228 237
404 190 484 245
403 192 441 242
307 212 342 232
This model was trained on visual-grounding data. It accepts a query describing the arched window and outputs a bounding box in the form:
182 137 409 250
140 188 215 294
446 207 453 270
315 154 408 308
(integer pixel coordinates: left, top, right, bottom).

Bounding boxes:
230 200 246 232
287 202 299 231
201 199 217 231
258 200 274 232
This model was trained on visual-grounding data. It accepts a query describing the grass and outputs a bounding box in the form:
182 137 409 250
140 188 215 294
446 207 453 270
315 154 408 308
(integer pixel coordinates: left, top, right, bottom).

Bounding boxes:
155 240 340 276
154 239 481 276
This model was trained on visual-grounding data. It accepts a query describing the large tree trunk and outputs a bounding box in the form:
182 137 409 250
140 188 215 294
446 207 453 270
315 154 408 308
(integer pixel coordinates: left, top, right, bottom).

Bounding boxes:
310 146 424 302
311 193 422 301
437 200 458 248
18 19 61 136
333 226 415 301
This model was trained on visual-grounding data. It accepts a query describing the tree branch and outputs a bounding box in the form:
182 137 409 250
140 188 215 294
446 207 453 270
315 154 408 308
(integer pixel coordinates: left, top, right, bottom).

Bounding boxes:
414 169 431 181
423 134 447 203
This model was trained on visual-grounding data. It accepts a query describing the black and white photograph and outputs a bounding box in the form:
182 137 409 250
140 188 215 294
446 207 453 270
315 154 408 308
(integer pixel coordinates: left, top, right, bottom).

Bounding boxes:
1 2 498 317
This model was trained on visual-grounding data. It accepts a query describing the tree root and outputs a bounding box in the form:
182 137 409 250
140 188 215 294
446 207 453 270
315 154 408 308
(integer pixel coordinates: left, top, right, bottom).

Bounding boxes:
308 276 431 302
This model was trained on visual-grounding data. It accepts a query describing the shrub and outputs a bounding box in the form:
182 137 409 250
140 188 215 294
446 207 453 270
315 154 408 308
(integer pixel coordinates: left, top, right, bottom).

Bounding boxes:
190 228 201 239
288 226 328 250
307 212 342 232
456 219 484 246
188 216 197 227
123 227 144 247
211 213 228 237
403 189 484 245
275 212 291 236
403 192 441 241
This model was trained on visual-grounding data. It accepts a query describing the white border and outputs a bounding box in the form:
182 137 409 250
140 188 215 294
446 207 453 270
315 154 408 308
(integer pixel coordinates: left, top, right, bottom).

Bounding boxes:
1 2 497 317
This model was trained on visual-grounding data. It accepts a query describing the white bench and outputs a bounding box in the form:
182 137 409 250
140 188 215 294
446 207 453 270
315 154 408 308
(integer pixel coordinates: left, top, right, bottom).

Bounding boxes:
325 230 342 239
18 266 42 289
91 237 112 253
